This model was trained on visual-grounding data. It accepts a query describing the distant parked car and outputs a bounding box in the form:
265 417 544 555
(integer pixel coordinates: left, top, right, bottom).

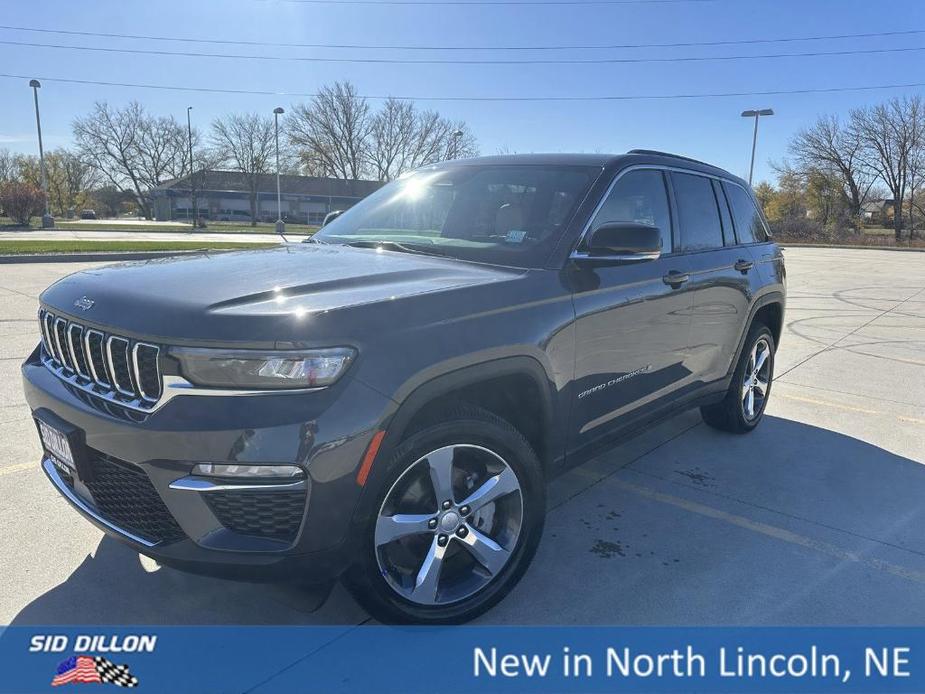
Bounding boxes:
79 210 97 220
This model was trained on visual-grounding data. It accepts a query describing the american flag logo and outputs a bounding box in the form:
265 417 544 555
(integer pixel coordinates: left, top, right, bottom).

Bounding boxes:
51 655 139 688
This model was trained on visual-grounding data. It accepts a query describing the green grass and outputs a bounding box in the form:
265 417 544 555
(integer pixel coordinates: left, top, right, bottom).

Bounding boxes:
206 221 319 234
0 240 278 255
1 217 319 234
54 221 192 232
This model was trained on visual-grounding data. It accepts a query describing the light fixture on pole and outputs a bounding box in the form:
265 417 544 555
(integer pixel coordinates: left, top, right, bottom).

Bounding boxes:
273 107 285 236
29 79 54 228
187 107 197 229
741 108 774 186
450 129 463 160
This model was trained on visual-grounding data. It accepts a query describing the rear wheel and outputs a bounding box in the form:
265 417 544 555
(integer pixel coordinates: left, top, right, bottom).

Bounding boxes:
344 406 545 624
701 323 775 433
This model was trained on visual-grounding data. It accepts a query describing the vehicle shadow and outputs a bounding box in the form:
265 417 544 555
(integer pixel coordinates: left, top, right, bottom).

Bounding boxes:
8 413 925 626
485 413 925 624
8 536 368 626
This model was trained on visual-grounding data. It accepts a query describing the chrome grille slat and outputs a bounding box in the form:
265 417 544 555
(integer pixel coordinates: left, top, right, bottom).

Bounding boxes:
38 310 52 357
43 313 59 361
106 336 135 397
132 343 162 401
37 310 162 411
67 323 91 379
53 318 74 371
84 329 110 387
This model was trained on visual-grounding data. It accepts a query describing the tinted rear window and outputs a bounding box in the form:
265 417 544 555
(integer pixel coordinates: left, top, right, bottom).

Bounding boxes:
724 181 769 243
672 172 724 251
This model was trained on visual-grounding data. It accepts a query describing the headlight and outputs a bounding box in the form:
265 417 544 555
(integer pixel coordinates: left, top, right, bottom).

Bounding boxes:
169 347 355 389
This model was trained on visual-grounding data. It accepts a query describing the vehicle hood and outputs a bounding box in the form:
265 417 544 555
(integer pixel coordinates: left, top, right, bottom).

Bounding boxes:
40 244 524 345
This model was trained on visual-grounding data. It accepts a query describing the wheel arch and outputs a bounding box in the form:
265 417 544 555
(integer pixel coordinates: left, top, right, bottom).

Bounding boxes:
727 290 785 380
382 356 561 476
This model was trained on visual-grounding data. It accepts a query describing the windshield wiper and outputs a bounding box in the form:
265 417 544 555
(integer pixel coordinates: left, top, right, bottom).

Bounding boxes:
344 240 446 257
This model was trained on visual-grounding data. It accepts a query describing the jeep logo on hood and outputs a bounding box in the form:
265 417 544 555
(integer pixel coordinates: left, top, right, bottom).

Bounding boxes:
73 296 95 311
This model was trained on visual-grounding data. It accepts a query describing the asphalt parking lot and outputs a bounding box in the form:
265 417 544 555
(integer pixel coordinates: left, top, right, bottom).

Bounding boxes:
0 247 923 627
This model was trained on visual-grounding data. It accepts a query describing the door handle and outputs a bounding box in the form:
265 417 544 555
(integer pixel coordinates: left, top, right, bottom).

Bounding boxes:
734 259 754 273
662 270 690 287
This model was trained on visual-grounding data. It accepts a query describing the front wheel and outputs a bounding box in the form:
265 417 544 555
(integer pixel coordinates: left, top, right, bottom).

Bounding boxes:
701 322 775 433
344 406 545 624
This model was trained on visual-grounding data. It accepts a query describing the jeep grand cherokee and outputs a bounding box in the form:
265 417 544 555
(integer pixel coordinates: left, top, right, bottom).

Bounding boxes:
22 151 785 623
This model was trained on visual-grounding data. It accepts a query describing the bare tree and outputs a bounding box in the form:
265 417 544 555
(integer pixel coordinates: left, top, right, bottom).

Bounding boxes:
73 102 193 218
0 149 16 183
287 82 373 180
851 96 925 241
403 111 477 170
48 150 100 216
368 98 416 182
788 114 875 221
210 112 277 226
134 115 194 191
908 139 925 237
367 99 479 182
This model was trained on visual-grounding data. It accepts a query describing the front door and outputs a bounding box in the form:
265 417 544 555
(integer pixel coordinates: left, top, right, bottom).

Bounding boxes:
568 168 695 455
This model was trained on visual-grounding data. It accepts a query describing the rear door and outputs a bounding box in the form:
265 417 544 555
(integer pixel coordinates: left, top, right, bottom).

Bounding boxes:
670 171 753 386
568 168 695 453
722 179 782 291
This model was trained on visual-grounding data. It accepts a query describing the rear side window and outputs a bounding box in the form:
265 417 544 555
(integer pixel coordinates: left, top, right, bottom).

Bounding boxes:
712 179 735 246
589 169 672 252
724 181 769 243
672 172 724 251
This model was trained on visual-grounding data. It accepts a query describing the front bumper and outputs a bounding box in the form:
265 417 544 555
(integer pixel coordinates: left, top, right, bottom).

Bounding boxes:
22 347 394 581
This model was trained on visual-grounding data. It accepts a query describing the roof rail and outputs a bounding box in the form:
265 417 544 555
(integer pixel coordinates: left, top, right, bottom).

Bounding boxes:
626 149 714 167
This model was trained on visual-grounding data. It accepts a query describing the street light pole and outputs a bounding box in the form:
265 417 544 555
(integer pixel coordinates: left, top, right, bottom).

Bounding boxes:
29 79 53 228
187 107 197 229
450 129 463 160
273 107 285 236
741 108 774 186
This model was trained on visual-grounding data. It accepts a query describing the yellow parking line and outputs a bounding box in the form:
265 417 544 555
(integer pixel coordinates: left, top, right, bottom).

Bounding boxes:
615 479 925 585
0 462 37 477
776 392 925 425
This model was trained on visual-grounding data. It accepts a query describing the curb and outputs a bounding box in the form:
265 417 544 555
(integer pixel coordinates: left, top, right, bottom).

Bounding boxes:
780 243 925 253
0 250 238 264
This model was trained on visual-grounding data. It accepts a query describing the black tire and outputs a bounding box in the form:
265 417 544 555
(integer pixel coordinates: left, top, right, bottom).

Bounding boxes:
343 405 545 624
701 322 775 434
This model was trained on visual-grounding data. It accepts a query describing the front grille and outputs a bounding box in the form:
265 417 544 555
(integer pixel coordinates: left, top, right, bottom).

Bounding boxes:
84 453 185 545
38 309 162 410
205 490 306 542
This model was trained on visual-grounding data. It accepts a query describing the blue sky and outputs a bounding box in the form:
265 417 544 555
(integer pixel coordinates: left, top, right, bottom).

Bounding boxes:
1 0 923 185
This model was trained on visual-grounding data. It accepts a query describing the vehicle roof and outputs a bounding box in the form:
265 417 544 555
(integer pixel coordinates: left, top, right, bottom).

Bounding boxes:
434 151 745 186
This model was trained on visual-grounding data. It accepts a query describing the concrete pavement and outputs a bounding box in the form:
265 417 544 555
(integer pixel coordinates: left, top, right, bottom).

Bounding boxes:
0 248 923 626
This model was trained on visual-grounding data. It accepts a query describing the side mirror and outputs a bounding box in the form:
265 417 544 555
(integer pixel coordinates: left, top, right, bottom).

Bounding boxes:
321 210 344 227
580 222 662 262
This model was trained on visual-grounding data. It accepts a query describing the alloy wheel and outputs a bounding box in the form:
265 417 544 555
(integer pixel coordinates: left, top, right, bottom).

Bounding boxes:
741 337 772 421
374 444 523 606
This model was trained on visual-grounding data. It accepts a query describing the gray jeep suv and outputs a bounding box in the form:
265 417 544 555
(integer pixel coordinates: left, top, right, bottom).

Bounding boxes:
22 151 785 623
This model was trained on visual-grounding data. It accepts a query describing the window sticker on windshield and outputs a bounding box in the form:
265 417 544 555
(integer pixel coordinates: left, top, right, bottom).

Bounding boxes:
505 229 527 244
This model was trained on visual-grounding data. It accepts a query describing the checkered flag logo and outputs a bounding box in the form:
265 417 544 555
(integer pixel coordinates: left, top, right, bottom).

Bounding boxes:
52 655 140 688
94 656 139 688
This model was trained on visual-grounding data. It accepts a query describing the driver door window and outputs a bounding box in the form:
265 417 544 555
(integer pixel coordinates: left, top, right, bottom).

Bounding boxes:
586 169 673 253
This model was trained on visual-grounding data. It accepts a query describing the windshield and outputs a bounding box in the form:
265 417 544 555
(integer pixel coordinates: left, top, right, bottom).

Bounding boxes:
312 164 600 268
